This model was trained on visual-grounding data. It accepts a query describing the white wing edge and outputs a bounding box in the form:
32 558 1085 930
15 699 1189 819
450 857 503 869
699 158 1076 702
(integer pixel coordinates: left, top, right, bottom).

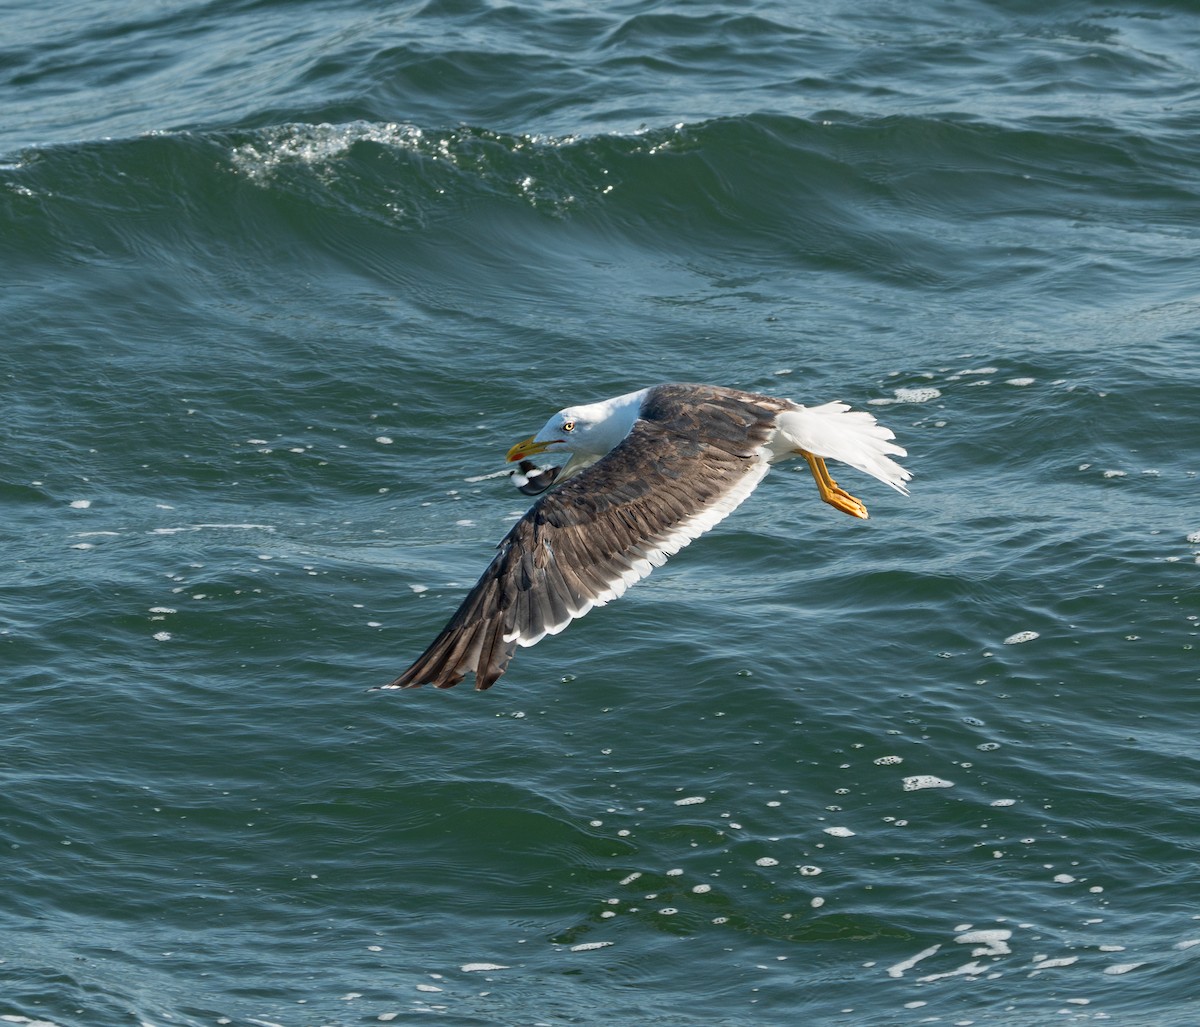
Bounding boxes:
508 456 773 648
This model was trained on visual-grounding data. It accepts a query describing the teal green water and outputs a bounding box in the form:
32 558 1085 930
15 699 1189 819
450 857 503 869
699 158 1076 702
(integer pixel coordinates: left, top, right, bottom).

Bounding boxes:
3 2 1200 1025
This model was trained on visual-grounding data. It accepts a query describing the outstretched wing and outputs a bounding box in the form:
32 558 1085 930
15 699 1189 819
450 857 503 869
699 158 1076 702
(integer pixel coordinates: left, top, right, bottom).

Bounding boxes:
382 386 781 690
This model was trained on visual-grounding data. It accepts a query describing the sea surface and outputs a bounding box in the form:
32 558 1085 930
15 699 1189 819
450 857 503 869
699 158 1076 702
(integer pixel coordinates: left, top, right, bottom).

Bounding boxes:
2 1 1199 1024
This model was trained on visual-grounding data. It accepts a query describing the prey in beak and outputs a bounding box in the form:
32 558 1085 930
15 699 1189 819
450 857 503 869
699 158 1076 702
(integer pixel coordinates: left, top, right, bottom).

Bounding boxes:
509 459 562 496
506 437 566 496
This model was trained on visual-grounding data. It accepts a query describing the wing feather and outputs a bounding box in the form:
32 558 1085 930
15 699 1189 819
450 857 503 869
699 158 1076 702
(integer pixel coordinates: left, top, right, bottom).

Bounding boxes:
381 385 783 690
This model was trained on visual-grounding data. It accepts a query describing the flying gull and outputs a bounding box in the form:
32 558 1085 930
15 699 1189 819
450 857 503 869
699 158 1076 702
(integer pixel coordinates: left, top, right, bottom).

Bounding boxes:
382 383 910 691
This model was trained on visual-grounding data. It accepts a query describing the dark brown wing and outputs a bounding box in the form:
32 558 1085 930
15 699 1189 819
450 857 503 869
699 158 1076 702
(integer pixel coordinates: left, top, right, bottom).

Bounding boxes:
380 385 783 690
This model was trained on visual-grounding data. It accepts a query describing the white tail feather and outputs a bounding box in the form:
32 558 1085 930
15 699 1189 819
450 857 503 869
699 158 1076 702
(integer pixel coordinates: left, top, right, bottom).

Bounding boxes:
776 402 911 495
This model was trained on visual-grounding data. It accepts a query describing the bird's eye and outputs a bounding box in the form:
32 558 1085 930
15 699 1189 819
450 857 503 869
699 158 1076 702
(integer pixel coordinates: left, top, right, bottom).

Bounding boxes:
562 420 575 433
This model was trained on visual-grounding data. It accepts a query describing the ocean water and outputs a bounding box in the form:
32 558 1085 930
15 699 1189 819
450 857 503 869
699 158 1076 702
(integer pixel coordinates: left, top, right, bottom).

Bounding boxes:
3 1 1199 1024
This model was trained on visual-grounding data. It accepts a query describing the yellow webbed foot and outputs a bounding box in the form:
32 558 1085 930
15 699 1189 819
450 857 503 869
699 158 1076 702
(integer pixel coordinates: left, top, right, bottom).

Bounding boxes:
800 450 869 520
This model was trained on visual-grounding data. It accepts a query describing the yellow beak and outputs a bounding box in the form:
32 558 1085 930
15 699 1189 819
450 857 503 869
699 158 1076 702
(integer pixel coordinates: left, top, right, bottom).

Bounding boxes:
506 436 557 463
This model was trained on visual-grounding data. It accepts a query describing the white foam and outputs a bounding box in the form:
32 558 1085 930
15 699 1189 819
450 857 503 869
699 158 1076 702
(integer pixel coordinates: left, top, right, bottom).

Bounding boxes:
902 775 954 791
570 941 613 952
956 929 1011 956
868 386 942 406
460 962 508 972
465 468 514 482
69 499 92 509
887 944 941 978
151 523 276 535
1003 630 1039 645
917 959 988 982
231 121 426 182
755 857 779 867
1034 956 1078 969
824 827 856 838
1103 962 1144 975
874 755 903 766
674 795 706 806
1 1017 69 1027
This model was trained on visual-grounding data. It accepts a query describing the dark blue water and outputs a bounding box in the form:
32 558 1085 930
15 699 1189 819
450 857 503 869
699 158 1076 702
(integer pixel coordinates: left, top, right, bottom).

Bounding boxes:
3 2 1200 1024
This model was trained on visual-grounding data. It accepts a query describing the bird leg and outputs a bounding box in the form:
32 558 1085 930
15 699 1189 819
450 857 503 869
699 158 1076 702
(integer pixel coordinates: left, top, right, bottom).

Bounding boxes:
799 450 869 520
